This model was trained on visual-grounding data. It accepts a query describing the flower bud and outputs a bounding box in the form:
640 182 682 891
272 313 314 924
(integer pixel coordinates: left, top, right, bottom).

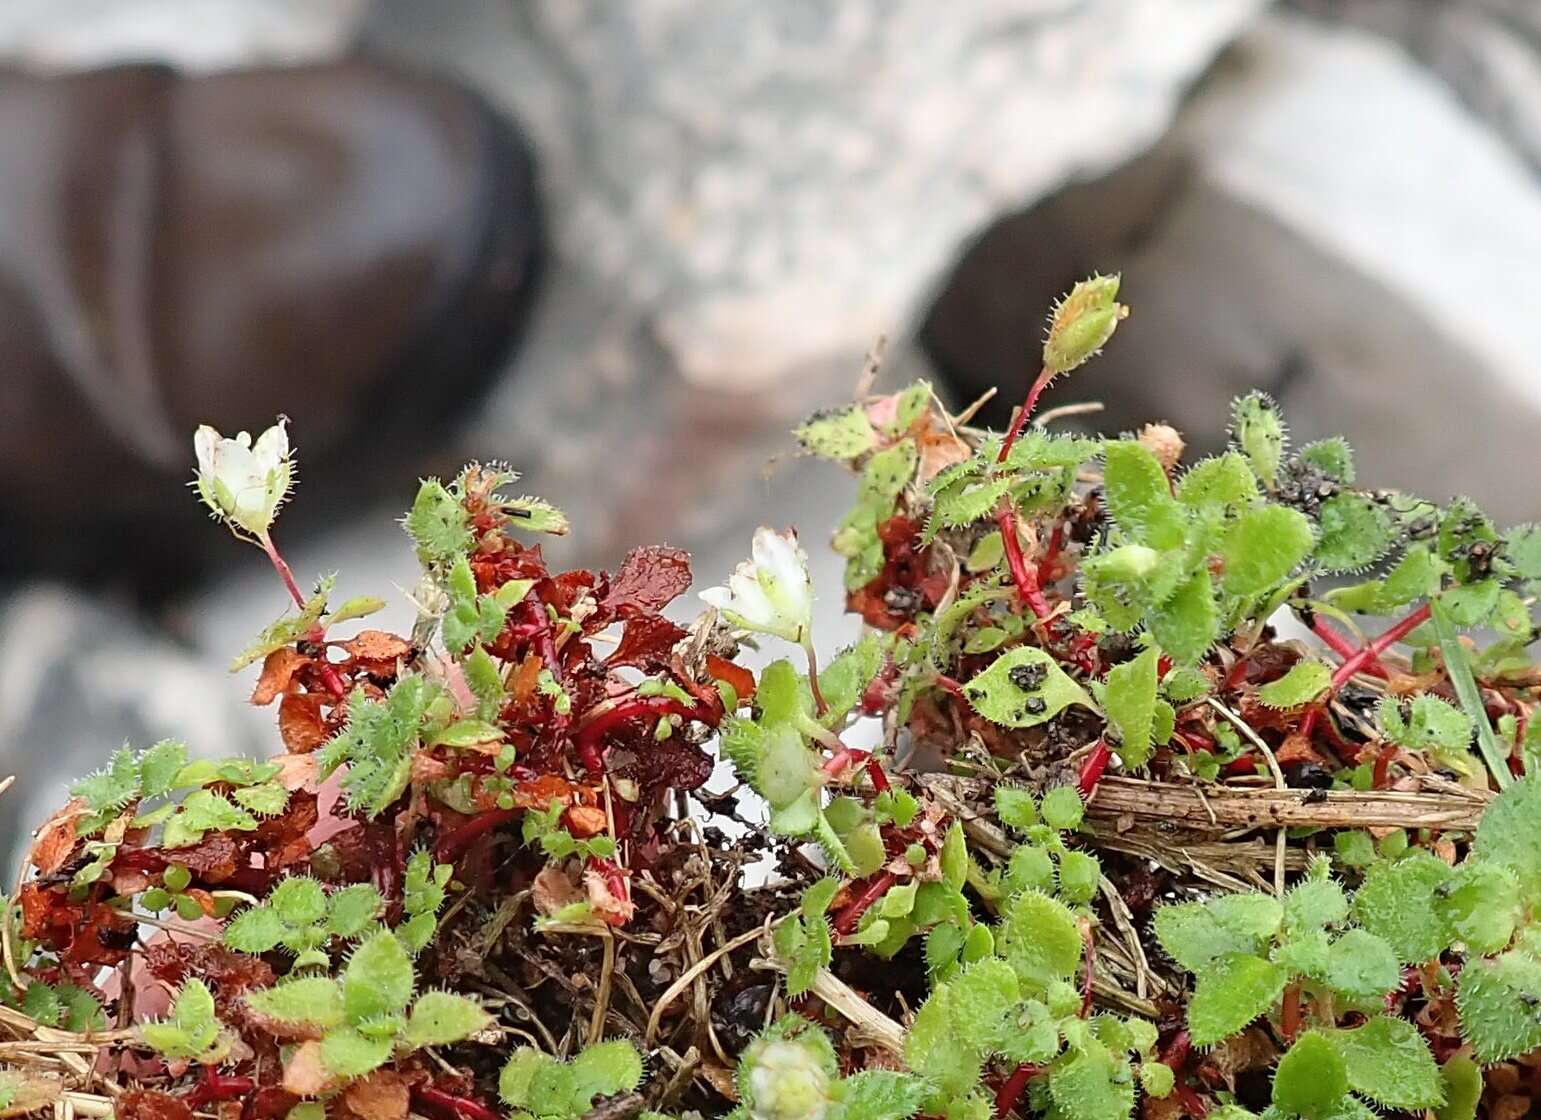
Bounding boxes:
1042 274 1129 375
745 1038 832 1120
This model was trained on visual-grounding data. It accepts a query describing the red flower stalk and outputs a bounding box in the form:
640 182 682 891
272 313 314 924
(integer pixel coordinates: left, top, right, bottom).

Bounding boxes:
1077 741 1112 799
832 871 899 936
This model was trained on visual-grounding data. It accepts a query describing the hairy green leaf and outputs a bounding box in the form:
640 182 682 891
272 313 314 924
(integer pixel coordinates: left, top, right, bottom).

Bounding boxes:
963 647 1095 729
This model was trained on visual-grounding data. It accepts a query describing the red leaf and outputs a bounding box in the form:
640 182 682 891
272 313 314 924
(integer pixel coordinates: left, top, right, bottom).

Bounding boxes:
251 648 307 706
278 692 329 754
607 615 688 670
604 546 692 618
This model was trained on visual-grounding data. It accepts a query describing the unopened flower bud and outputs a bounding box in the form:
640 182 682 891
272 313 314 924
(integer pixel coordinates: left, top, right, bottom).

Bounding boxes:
1043 274 1129 376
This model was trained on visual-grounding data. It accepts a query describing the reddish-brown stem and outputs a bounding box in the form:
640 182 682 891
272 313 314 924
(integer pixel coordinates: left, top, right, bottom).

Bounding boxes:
1077 740 1112 799
260 532 307 610
1281 983 1302 1042
1173 1084 1210 1119
934 674 968 698
1296 708 1319 744
1160 1029 1191 1071
573 696 714 774
314 658 348 702
1222 653 1251 692
804 640 829 717
1372 744 1399 790
996 366 1055 465
414 1085 504 1120
1037 522 1065 583
995 505 1054 622
833 870 899 936
435 809 519 863
1330 603 1430 690
180 1066 254 1109
865 757 892 794
1311 617 1388 680
993 1062 1041 1119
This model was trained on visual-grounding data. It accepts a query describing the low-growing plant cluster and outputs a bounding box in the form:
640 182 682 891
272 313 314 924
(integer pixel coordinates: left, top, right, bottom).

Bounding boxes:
2 277 1540 1119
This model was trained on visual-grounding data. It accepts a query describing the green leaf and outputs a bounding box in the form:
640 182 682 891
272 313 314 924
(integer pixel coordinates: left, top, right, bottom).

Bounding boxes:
1104 647 1158 768
343 930 414 1024
320 1028 393 1079
1221 505 1314 596
1284 876 1349 933
327 595 386 624
406 479 472 565
138 740 189 799
71 747 140 814
271 877 328 927
499 1048 557 1107
1188 953 1288 1046
503 494 569 535
403 991 492 1048
1299 437 1355 483
232 781 289 816
223 905 289 954
906 985 982 1098
246 977 345 1029
1047 1041 1135 1120
1177 453 1259 512
327 883 385 939
570 1038 645 1103
995 787 1038 831
1430 597 1513 790
230 576 334 671
1438 861 1520 955
1154 894 1282 972
1162 666 1213 703
1231 393 1286 489
1271 1032 1346 1120
1313 494 1393 572
318 676 439 817
833 1070 929 1120
815 635 886 724
962 647 1095 729
1103 440 1185 550
999 890 1083 993
1325 1015 1443 1110
1437 1053 1482 1120
1351 851 1453 963
1377 694 1472 753
1322 929 1401 1002
757 725 820 810
1456 950 1541 1062
1257 661 1331 710
1149 571 1220 664
795 405 877 459
162 789 259 849
1040 786 1084 831
949 959 1019 1053
929 475 1013 533
1475 772 1541 905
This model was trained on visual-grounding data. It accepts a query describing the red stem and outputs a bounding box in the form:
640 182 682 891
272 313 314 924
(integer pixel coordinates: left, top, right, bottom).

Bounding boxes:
1311 617 1388 680
435 809 518 863
995 505 1054 622
261 532 307 610
993 1062 1041 1119
1281 983 1302 1042
573 696 715 773
1330 603 1430 690
1077 740 1112 799
414 1085 504 1120
996 366 1055 465
1037 522 1065 583
181 1066 254 1109
865 757 892 794
833 870 898 936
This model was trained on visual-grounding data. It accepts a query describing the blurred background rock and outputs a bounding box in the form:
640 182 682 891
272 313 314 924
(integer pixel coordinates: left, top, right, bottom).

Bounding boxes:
1 0 1538 867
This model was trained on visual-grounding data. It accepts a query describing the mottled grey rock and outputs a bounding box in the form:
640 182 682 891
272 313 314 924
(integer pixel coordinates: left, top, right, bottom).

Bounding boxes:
925 12 1541 523
0 585 258 875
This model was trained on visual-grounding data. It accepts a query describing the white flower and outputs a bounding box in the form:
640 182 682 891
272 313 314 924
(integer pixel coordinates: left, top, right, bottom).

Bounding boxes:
701 527 814 645
192 419 294 537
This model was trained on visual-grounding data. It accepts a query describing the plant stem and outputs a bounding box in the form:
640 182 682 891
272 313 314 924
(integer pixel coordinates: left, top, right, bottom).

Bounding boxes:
435 808 519 863
1329 602 1431 690
1281 983 1302 1042
996 366 1055 465
574 696 715 774
993 1062 1041 1119
995 504 1054 622
414 1085 504 1120
1077 740 1112 799
259 531 307 610
1311 616 1387 679
833 870 899 936
803 637 829 717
